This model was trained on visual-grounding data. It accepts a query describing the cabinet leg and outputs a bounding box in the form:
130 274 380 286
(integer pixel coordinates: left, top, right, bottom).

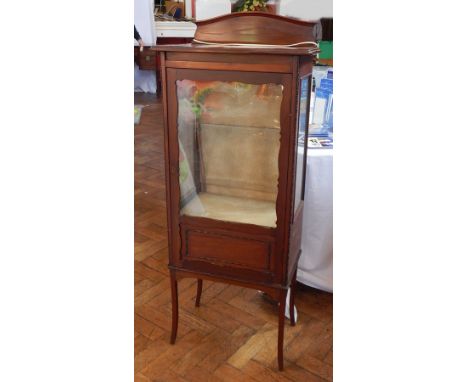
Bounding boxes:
278 289 287 371
290 269 297 326
170 272 178 344
195 279 203 307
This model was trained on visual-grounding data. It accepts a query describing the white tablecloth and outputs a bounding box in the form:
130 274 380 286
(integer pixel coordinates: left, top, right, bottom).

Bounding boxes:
297 148 333 292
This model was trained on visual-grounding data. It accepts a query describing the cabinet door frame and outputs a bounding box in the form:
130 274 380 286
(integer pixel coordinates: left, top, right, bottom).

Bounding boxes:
165 67 293 282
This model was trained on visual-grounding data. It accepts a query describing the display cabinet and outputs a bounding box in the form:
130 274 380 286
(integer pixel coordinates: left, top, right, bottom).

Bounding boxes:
154 12 319 370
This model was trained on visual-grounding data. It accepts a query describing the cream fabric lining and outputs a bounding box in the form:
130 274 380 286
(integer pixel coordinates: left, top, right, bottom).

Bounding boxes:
200 124 280 202
181 192 277 228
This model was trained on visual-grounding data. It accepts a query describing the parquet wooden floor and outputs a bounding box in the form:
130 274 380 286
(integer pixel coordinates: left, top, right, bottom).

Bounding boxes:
134 92 333 382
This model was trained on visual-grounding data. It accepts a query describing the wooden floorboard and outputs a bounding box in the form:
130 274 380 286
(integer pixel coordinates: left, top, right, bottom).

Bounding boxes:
134 92 333 381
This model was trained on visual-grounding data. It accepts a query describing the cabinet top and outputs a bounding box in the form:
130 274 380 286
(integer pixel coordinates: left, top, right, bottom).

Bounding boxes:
154 12 320 56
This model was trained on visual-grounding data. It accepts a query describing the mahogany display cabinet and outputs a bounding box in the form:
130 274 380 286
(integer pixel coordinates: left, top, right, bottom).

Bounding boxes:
154 12 319 370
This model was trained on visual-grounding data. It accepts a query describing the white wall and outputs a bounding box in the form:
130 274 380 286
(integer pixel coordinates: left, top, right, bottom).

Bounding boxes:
191 0 332 22
134 0 156 45
195 0 231 21
278 0 332 21
185 0 192 18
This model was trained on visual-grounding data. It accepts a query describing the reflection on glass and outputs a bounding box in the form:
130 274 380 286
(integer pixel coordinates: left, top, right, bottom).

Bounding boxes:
294 77 310 213
177 80 283 227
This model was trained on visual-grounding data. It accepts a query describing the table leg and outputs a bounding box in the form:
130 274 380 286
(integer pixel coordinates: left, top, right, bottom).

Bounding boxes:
278 289 287 371
290 269 297 326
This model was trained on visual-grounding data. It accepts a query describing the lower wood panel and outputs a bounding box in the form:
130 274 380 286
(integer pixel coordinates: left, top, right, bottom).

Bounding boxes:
185 230 271 270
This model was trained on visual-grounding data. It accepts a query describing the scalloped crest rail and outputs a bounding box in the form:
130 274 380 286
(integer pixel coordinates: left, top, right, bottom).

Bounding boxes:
194 12 319 46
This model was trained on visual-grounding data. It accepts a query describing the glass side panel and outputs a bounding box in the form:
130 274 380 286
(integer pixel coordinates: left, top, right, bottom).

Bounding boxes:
294 76 311 213
176 80 283 228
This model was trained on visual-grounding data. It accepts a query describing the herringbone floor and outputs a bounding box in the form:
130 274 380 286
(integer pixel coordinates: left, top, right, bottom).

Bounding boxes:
134 92 333 382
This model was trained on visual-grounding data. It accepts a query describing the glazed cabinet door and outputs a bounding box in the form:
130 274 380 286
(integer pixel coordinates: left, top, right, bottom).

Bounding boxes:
165 68 293 283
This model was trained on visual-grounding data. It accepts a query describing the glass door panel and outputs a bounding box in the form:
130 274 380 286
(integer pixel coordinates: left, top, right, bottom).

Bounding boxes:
176 79 283 228
293 76 311 213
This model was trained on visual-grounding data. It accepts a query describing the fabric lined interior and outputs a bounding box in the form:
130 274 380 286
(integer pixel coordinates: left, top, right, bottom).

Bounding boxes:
200 123 280 202
181 192 277 228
